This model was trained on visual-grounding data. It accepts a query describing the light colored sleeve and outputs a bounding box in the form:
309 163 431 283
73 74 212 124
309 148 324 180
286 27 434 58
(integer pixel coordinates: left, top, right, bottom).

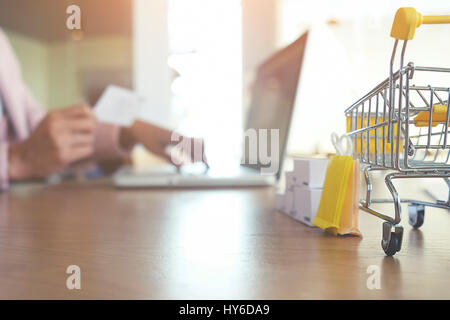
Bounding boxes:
22 85 45 131
0 28 46 191
92 122 131 160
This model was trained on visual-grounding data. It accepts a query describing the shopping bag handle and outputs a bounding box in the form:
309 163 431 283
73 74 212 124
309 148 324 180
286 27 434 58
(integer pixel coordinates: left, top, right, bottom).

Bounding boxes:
391 7 450 40
331 133 353 156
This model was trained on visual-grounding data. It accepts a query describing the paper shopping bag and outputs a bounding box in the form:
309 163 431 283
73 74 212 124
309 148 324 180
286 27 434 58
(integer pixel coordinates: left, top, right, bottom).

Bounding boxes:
313 156 361 236
337 159 361 236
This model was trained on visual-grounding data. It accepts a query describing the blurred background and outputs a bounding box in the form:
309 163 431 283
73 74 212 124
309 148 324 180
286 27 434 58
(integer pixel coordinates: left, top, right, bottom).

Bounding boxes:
1 0 449 165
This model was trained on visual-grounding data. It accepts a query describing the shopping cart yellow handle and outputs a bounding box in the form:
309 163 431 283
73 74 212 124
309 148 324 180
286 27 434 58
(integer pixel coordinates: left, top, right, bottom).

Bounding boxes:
391 7 450 40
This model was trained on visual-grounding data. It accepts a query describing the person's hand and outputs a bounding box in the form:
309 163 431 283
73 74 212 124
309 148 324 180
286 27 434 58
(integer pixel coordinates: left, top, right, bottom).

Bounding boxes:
8 104 96 180
121 120 208 168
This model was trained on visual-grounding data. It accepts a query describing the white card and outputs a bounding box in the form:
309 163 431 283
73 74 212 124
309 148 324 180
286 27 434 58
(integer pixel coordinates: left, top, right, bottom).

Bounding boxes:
94 85 145 126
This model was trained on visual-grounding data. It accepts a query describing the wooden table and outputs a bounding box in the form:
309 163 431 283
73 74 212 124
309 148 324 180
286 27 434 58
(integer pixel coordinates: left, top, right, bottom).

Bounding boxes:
0 176 449 299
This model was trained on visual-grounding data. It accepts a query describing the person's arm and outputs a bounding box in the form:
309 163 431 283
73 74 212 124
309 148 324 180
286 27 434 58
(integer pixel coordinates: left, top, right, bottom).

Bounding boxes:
91 122 134 161
0 28 45 190
7 105 96 181
0 27 129 188
123 120 208 167
21 82 131 163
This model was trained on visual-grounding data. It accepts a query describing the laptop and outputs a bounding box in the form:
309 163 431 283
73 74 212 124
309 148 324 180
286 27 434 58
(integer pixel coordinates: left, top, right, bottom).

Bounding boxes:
113 32 308 188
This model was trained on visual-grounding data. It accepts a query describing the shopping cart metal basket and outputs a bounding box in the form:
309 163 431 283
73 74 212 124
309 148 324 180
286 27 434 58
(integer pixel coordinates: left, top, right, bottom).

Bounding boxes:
345 7 450 256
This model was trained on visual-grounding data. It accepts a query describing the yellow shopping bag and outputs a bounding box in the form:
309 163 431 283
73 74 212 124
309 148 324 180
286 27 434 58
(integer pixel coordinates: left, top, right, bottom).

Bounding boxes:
313 134 361 236
346 115 403 154
414 104 449 127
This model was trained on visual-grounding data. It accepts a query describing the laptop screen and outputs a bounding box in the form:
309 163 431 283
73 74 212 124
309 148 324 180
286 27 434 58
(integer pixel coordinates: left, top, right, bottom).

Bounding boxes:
243 32 308 178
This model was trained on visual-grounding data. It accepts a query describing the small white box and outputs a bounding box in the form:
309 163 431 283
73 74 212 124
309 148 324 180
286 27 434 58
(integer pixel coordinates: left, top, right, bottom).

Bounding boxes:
284 171 298 216
293 158 329 189
292 187 322 227
277 169 322 222
285 171 299 189
284 186 295 216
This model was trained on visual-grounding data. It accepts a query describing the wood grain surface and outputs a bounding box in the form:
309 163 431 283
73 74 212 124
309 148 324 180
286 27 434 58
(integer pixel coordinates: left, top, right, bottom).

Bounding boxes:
0 175 449 299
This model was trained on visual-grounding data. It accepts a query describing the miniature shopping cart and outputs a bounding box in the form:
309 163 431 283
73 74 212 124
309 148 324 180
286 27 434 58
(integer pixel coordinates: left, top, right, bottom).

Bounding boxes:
345 8 450 256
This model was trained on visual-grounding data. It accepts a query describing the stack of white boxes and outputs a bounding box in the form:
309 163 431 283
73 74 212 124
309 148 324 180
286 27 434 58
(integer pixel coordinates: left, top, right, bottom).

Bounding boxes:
276 158 329 226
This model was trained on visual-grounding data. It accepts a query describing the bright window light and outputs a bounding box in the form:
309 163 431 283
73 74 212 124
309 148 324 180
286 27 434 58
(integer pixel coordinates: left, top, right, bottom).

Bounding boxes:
168 0 243 167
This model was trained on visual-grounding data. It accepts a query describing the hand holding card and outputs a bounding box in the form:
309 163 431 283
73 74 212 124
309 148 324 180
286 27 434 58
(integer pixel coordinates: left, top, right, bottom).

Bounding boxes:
94 85 145 126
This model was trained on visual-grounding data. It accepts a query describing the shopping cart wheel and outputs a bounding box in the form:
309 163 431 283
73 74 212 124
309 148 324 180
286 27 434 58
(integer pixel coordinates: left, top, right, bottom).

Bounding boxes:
408 204 425 229
381 222 403 256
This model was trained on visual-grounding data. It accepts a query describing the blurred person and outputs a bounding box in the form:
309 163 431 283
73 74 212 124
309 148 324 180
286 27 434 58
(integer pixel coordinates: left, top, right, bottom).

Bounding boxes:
0 28 206 191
